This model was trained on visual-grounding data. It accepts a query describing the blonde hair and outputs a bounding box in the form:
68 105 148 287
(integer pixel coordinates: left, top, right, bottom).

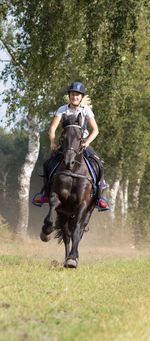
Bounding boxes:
63 94 93 109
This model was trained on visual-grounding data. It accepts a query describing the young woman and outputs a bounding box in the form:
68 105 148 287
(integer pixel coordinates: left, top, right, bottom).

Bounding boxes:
33 82 110 211
49 82 99 151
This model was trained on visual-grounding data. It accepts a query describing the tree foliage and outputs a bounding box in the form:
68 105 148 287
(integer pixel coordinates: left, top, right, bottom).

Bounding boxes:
0 0 150 237
0 127 28 190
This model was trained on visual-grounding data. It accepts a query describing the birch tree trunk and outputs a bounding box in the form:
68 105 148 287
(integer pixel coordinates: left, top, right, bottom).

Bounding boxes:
15 115 40 238
124 177 129 216
119 177 129 219
132 164 145 209
110 173 122 220
119 187 125 216
132 163 146 246
132 178 142 209
0 171 9 199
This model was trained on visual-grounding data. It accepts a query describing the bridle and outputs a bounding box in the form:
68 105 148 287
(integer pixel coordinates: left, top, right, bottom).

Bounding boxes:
55 124 92 182
64 124 82 129
63 124 83 155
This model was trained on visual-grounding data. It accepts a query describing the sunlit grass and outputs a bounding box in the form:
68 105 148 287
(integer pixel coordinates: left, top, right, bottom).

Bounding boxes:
0 253 150 341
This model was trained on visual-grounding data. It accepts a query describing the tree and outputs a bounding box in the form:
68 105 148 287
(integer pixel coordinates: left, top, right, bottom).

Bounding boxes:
0 0 89 237
0 0 149 241
82 0 150 226
0 127 27 195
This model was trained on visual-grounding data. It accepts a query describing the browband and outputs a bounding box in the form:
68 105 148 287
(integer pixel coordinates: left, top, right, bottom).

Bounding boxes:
64 124 82 129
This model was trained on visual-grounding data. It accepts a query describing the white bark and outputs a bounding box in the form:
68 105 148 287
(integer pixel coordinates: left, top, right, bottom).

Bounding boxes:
110 175 121 220
124 177 129 216
0 171 9 199
132 163 146 209
132 178 141 209
16 115 40 237
119 187 125 216
119 178 129 218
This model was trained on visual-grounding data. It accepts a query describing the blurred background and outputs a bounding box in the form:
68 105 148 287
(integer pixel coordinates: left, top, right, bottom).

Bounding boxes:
0 0 149 249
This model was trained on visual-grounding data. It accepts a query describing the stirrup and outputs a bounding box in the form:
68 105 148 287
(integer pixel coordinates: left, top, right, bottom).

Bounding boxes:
32 192 49 207
95 197 110 212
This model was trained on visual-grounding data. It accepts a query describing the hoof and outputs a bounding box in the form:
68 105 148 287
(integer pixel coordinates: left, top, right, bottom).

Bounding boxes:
40 231 51 242
64 258 78 268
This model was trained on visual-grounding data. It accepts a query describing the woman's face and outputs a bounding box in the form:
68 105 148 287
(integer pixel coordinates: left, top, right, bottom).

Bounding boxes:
69 91 83 106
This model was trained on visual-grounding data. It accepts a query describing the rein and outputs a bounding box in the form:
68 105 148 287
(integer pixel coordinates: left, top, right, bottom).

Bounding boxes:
54 170 92 183
63 147 83 155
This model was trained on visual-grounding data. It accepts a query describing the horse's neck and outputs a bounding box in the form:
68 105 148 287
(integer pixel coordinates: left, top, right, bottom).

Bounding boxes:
74 153 87 173
76 152 83 163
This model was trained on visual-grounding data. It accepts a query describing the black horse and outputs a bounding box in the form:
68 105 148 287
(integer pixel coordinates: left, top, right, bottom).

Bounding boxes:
40 113 99 268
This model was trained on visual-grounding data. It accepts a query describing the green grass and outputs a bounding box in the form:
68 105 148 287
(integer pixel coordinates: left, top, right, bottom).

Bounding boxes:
0 254 150 341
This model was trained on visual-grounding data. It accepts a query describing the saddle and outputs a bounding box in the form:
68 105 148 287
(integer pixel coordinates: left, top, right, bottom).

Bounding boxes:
32 150 109 210
47 150 102 196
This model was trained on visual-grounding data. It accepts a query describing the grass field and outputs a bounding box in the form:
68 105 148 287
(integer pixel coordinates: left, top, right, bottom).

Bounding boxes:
0 220 150 341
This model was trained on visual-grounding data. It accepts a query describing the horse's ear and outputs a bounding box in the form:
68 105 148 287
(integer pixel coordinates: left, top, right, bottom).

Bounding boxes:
77 113 82 127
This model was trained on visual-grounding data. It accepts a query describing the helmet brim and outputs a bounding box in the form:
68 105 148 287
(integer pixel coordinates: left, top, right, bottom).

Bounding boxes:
68 90 85 95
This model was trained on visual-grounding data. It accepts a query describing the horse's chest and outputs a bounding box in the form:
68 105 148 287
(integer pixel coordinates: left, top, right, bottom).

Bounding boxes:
60 187 78 202
59 181 82 203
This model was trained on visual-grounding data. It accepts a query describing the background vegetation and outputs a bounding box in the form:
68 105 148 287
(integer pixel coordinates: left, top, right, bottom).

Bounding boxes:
0 0 150 241
0 3 150 340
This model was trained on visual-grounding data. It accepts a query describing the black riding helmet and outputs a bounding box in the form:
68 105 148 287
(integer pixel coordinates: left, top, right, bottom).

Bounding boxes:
68 82 86 96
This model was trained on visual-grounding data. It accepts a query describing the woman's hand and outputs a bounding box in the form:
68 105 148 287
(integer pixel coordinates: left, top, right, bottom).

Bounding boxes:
84 117 99 146
50 142 58 151
82 141 90 149
49 115 61 151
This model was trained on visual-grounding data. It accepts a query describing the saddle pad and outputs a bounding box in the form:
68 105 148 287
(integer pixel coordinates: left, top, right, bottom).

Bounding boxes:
84 156 98 185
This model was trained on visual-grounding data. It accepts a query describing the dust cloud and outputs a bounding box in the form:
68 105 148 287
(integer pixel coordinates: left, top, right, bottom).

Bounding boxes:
1 203 150 264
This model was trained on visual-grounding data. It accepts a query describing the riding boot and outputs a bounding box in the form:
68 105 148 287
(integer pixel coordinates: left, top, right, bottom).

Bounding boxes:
95 182 110 212
32 160 51 207
85 149 110 212
32 181 49 207
32 151 62 207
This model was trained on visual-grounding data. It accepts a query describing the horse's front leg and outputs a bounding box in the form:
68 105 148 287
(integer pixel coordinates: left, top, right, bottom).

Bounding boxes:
56 213 71 264
65 203 87 268
40 192 60 242
64 233 70 259
63 232 71 267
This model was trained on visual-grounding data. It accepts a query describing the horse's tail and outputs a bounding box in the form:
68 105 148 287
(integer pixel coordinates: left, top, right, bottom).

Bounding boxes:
54 229 63 244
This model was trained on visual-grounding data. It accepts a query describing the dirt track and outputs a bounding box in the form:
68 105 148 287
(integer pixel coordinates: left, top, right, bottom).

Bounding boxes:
27 237 150 261
1 236 150 265
1 208 150 263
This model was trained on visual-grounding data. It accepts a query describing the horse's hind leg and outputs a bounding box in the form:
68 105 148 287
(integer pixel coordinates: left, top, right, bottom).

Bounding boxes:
40 192 60 242
56 214 71 267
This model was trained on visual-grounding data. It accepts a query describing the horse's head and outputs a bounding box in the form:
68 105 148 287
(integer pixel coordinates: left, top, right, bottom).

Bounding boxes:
61 113 83 170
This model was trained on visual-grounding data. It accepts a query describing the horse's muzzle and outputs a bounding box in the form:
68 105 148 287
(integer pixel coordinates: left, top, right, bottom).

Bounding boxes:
64 159 75 170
